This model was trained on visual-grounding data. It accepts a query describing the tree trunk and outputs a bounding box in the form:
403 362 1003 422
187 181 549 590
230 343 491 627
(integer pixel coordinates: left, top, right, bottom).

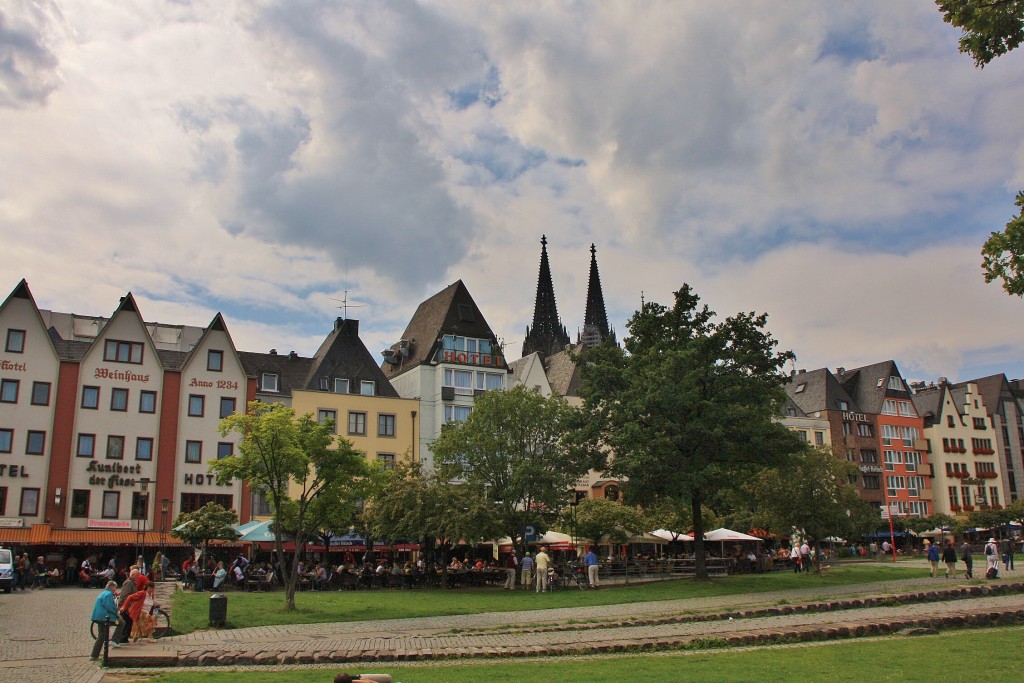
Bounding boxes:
692 488 708 580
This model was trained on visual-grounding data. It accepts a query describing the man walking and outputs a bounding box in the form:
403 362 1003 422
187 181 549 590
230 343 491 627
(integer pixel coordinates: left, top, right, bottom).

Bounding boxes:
941 540 957 578
584 546 600 589
534 547 551 592
960 538 973 579
520 552 534 588
503 551 518 591
927 542 940 577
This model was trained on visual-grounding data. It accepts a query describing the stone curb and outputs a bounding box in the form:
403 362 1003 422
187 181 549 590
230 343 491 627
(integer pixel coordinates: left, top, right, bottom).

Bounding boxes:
160 605 1024 667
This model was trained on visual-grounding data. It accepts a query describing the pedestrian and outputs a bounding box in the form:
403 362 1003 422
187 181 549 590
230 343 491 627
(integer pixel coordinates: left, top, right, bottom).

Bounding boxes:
534 547 551 592
790 544 801 573
960 538 973 579
584 545 600 589
927 542 940 577
985 537 1000 577
121 583 158 643
520 552 534 588
90 581 121 661
799 540 811 572
941 540 957 578
113 570 145 644
65 554 78 586
503 550 518 591
1002 538 1015 571
869 541 878 559
882 539 891 555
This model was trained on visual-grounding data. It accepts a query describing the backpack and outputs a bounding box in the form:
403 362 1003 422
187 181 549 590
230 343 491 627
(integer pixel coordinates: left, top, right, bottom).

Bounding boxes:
986 544 995 556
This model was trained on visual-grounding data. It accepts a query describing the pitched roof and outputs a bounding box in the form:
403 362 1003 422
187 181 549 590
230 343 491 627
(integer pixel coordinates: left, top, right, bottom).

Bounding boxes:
910 383 947 427
381 280 503 379
957 374 1013 417
303 318 399 397
544 344 585 398
836 360 906 414
238 351 315 398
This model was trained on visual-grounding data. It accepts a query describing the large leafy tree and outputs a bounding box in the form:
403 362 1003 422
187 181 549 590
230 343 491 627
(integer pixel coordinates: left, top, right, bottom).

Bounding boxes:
431 385 593 557
578 284 804 579
212 401 366 609
170 502 239 562
746 447 870 572
936 0 1024 67
557 497 645 548
935 3 1024 294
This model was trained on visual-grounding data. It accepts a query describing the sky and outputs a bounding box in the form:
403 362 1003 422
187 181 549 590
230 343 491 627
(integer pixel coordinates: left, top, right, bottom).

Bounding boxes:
3 1 1024 384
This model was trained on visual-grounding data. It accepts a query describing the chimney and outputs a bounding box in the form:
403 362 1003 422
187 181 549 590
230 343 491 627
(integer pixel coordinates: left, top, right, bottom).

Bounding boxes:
269 349 277 355
836 367 845 375
288 351 297 360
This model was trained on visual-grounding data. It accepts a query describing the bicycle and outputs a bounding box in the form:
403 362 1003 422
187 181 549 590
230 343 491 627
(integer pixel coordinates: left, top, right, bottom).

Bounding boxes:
90 608 170 640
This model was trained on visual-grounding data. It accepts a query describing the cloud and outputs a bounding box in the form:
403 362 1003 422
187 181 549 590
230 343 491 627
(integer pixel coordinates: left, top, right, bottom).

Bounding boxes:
0 2 64 108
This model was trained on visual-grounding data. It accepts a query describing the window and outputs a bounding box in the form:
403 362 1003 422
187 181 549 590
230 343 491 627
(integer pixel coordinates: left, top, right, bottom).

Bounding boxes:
973 417 987 430
898 401 915 417
19 488 39 516
360 380 375 396
217 442 234 459
0 428 11 453
978 461 997 475
901 426 919 446
103 339 143 364
139 390 157 413
444 405 472 423
947 415 956 428
70 489 90 518
251 493 272 517
187 394 205 417
378 414 396 437
847 474 858 485
261 373 279 392
845 449 856 462
798 430 809 442
179 493 232 514
842 422 852 436
135 437 154 461
185 440 202 463
884 450 901 471
838 400 849 411
905 451 921 472
30 382 50 406
101 491 120 518
334 378 349 394
794 383 806 393
860 449 878 463
887 376 905 391
886 475 905 498
881 424 900 446
441 335 492 355
207 350 223 372
377 453 396 470
5 329 25 353
907 476 925 496
110 388 129 411
857 423 872 437
976 486 988 506
318 409 337 432
0 379 19 403
476 372 504 391
814 431 825 447
443 369 473 394
219 397 236 419
81 386 99 409
991 487 1001 506
961 487 972 506
882 399 898 415
25 431 45 455
77 434 95 458
347 411 366 436
318 377 329 391
908 501 929 516
948 487 960 508
106 435 124 460
131 493 148 520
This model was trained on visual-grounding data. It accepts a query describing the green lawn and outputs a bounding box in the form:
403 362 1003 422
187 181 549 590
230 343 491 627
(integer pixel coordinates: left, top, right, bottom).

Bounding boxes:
146 624 1024 682
170 563 927 634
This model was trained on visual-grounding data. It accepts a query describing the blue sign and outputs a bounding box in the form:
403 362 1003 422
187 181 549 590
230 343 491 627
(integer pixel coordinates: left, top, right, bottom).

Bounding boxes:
524 525 537 542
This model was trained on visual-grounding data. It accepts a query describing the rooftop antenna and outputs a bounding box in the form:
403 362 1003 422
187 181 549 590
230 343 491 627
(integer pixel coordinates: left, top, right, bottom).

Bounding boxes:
329 290 366 321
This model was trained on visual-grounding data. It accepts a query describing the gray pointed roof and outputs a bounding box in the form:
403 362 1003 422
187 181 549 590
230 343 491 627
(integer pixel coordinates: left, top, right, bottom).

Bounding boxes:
836 360 907 414
303 318 398 397
784 368 856 414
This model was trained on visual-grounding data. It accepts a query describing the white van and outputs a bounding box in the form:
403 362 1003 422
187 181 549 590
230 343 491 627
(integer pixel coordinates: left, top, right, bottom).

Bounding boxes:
0 548 12 593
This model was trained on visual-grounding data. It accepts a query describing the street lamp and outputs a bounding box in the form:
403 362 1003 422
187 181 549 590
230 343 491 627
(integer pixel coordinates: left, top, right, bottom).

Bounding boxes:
135 478 151 568
160 498 169 560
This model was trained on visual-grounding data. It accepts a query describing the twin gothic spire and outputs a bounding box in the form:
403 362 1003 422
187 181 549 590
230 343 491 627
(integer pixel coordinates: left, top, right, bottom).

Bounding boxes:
522 236 615 359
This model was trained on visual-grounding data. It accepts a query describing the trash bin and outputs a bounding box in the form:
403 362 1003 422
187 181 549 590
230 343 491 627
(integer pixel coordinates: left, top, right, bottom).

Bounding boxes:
209 593 227 627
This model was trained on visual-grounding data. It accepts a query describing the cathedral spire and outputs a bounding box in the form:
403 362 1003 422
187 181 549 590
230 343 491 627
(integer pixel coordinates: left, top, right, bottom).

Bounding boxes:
522 235 570 359
580 243 615 348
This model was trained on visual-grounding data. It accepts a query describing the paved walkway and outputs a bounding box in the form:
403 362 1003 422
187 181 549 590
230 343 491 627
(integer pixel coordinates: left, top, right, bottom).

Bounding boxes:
105 575 1024 669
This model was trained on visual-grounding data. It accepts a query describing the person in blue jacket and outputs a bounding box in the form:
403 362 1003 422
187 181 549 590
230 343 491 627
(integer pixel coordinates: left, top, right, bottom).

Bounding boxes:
927 541 940 578
90 580 121 661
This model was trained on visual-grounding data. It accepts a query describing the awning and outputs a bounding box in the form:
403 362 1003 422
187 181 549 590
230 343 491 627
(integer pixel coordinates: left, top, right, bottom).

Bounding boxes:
0 523 203 547
650 529 695 542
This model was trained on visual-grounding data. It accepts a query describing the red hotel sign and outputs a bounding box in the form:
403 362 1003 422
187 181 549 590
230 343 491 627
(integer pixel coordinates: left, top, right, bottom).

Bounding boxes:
439 350 506 368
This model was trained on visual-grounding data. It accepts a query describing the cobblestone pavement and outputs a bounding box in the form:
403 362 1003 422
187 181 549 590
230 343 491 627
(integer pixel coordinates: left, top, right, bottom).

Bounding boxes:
0 585 105 683
103 575 1024 671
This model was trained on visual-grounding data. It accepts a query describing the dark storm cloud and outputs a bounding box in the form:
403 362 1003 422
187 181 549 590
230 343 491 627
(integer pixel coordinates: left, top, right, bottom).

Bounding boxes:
0 8 61 108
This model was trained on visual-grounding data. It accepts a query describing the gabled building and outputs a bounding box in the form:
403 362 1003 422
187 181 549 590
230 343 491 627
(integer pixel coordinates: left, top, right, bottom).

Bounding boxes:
381 280 509 470
912 380 1004 516
963 374 1024 503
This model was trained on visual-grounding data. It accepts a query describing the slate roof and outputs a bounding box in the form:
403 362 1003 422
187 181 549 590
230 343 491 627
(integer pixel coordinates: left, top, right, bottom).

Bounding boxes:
784 368 856 415
304 318 399 397
508 352 541 385
544 344 585 398
957 374 1013 418
910 384 946 428
238 351 315 398
836 360 906 414
381 280 503 379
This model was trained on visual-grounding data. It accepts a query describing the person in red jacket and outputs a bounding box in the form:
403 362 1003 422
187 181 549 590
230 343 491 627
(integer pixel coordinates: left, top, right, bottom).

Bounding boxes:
120 582 158 643
117 574 150 643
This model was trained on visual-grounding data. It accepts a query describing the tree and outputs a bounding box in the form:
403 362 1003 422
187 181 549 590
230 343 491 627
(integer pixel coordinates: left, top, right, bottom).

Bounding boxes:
212 401 366 609
936 0 1024 68
579 285 805 579
169 502 239 562
935 3 1024 294
430 386 593 557
557 498 645 548
747 447 867 572
303 462 386 559
982 191 1024 296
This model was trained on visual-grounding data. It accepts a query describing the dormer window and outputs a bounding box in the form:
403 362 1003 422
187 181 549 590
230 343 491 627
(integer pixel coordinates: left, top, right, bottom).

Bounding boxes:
794 383 806 393
838 400 848 411
261 373 279 392
360 380 375 396
335 378 349 394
